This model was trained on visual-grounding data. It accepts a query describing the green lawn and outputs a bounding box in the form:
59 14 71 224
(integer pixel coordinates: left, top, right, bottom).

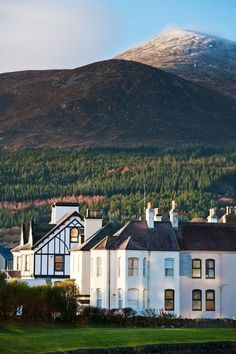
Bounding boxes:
0 323 236 354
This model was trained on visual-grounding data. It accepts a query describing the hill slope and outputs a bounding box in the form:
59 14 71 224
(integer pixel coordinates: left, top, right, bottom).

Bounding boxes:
0 59 236 149
116 30 236 99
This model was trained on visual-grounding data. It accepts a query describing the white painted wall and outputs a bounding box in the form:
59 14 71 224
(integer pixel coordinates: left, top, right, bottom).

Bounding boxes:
180 251 236 319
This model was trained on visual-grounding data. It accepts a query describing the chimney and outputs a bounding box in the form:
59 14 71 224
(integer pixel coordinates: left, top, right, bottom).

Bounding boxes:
154 208 163 222
169 200 178 229
50 202 80 224
28 219 33 245
84 209 103 240
20 224 25 246
146 202 154 228
207 208 217 223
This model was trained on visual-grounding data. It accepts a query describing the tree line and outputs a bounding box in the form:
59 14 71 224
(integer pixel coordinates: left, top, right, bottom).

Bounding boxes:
0 146 235 227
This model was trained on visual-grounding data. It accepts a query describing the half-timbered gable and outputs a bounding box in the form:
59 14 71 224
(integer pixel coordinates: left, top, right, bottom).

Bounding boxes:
33 211 84 279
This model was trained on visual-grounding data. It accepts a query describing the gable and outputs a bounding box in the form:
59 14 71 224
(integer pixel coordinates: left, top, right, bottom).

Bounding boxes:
34 216 83 254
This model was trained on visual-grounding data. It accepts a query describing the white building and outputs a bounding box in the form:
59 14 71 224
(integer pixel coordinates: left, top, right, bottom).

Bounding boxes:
71 204 236 318
71 204 180 315
11 203 103 285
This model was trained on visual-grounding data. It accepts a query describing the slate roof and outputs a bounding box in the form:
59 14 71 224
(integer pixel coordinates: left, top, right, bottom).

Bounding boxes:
178 222 236 251
108 221 179 251
73 221 179 252
71 224 120 251
0 247 13 260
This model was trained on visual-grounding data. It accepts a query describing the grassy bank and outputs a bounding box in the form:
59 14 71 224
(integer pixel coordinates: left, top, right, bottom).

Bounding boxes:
0 322 236 354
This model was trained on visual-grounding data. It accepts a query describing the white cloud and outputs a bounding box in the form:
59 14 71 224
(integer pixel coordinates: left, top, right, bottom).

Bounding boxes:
0 0 124 73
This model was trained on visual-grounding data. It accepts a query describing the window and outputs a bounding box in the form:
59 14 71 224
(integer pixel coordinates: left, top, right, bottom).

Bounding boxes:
96 288 102 308
206 290 215 311
192 259 202 278
165 258 174 276
118 288 123 309
70 228 79 242
54 255 64 272
127 288 139 310
206 259 215 279
118 257 121 277
164 289 174 311
96 257 102 277
192 289 202 311
143 258 146 277
128 257 139 276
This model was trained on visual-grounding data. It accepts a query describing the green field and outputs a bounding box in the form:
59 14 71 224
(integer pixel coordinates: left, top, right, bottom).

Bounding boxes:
0 323 236 354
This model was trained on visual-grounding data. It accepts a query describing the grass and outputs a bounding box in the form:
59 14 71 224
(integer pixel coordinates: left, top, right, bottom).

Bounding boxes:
0 322 236 354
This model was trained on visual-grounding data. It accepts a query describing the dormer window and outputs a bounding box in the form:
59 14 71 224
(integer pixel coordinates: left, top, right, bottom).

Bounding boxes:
70 228 79 242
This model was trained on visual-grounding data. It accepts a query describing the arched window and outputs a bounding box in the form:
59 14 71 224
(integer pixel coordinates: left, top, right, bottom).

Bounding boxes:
164 289 174 311
127 288 139 310
206 290 215 311
70 228 79 242
165 258 174 276
118 288 123 309
206 259 215 279
192 289 202 311
143 258 147 277
96 288 102 308
128 257 139 276
96 257 102 277
192 258 202 278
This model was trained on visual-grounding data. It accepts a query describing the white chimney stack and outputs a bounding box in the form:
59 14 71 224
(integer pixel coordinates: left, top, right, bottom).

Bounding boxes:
154 208 163 222
146 202 154 228
169 200 178 229
84 209 103 240
207 208 217 223
50 202 80 224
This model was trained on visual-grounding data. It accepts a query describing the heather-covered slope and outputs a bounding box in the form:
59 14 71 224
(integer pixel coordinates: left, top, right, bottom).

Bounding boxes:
0 59 236 149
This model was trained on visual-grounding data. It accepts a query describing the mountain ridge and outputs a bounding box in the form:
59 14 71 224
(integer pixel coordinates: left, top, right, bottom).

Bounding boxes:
116 29 236 99
0 59 236 149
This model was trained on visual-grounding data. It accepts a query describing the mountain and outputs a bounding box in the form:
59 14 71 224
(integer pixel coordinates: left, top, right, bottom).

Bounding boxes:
0 59 236 150
116 30 236 99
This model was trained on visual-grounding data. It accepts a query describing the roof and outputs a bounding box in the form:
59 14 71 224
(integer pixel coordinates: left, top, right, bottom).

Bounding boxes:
33 210 83 249
71 224 120 251
108 221 179 251
52 202 80 207
178 223 236 251
32 223 56 245
0 247 13 260
75 221 179 252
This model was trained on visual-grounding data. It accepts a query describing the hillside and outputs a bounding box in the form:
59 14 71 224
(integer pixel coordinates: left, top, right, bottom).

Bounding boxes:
116 30 236 99
0 59 236 149
0 146 236 248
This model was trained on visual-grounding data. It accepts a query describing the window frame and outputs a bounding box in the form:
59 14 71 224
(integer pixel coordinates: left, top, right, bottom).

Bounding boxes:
128 257 139 277
165 258 174 277
192 258 202 278
96 288 102 309
127 288 139 310
192 289 202 311
54 255 64 272
70 227 79 243
164 289 175 311
206 289 215 311
118 257 122 277
206 259 215 279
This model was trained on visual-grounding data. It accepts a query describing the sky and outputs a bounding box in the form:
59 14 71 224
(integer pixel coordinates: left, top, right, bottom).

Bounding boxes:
0 0 235 74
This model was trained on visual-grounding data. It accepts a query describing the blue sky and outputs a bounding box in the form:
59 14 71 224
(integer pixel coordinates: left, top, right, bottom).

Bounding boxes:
0 0 235 73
